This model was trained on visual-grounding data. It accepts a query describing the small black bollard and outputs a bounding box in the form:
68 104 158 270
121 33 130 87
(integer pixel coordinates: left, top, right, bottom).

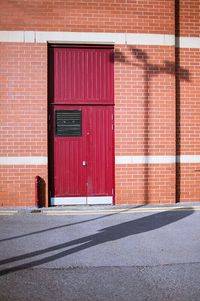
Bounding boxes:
35 176 45 207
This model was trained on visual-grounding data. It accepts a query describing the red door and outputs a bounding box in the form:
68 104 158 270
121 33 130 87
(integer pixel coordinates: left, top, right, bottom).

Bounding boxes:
50 105 114 205
49 45 114 205
49 46 114 105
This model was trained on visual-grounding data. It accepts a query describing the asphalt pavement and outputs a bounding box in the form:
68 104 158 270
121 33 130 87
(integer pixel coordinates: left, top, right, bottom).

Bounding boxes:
0 204 200 300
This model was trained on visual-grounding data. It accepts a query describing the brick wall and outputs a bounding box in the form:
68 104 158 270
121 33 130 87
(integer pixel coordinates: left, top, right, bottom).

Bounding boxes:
114 45 176 204
0 0 174 34
176 48 200 202
179 0 200 36
116 164 176 204
177 49 200 155
175 0 200 202
177 164 200 203
0 43 48 206
115 45 176 156
0 166 47 207
0 0 200 206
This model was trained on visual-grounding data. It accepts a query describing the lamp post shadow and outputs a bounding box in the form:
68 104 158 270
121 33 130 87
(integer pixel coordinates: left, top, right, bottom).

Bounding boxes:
0 207 194 276
114 45 190 204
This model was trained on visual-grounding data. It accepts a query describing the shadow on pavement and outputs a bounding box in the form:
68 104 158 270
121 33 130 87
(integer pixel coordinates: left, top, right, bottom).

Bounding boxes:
0 207 194 275
0 207 142 243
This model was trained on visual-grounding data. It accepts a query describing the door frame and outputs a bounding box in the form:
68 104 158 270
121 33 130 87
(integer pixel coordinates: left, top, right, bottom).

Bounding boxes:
47 44 115 206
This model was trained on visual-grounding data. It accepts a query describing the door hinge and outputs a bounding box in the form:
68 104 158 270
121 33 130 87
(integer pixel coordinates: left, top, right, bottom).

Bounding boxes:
112 188 114 195
112 115 114 130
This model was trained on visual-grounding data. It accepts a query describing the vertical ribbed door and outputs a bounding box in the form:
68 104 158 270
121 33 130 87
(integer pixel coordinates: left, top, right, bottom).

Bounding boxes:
49 46 114 205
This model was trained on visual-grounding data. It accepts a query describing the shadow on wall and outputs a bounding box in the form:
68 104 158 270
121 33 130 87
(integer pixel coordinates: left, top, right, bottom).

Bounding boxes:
0 207 194 275
114 47 190 203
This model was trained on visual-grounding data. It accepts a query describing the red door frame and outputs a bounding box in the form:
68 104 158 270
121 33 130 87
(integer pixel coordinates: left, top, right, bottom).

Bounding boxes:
48 44 115 206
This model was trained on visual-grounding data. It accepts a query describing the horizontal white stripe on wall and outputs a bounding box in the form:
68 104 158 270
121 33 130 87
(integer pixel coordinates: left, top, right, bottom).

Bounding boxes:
1 156 200 165
37 31 126 44
176 155 200 164
0 156 47 165
0 30 174 45
116 155 200 164
0 30 199 48
126 33 175 46
177 37 200 49
36 32 175 46
115 156 176 164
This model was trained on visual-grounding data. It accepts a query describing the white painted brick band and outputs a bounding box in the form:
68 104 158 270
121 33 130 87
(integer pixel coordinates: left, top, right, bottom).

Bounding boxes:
0 30 199 48
0 156 47 165
176 155 200 164
36 31 126 44
0 31 24 42
116 155 200 164
126 33 175 46
177 37 200 49
115 156 176 164
1 156 200 165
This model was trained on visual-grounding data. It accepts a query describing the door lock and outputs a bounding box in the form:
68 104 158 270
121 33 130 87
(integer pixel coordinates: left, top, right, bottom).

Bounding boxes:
82 161 87 166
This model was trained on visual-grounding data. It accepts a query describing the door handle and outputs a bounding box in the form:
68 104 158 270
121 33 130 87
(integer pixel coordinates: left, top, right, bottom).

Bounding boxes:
82 161 87 166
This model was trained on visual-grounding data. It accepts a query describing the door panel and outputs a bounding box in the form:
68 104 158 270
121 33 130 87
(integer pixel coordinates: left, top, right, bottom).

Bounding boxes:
86 106 114 196
50 106 114 204
49 46 114 105
50 105 87 198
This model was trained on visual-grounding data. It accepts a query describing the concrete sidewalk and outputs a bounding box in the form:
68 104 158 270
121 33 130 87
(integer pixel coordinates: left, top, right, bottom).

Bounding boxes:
1 201 200 215
0 203 200 300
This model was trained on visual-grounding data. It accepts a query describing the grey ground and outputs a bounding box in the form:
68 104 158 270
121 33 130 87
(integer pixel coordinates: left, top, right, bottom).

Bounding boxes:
0 205 200 300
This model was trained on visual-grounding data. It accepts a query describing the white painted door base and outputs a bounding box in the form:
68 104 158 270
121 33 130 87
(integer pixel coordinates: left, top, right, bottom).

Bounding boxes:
51 196 113 206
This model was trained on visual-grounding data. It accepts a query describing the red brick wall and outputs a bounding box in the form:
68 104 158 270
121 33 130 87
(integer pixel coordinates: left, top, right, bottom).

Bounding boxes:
0 43 48 206
0 0 200 206
0 0 174 34
114 45 176 204
177 49 200 155
177 164 200 203
115 45 176 156
0 166 47 207
176 48 200 202
0 43 47 156
116 164 176 204
179 0 200 36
